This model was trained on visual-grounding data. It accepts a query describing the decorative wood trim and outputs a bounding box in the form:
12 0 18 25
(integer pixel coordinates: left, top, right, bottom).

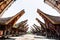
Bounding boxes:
44 0 60 13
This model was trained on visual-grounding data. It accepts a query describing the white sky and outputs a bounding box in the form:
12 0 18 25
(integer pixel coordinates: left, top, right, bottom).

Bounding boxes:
1 0 60 31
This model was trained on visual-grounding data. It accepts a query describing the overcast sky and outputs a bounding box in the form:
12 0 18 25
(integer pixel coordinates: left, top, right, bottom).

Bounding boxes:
1 0 60 31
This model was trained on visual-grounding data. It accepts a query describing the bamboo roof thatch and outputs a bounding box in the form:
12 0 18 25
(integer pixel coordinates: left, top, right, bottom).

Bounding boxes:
12 20 28 32
37 9 60 24
36 18 46 29
0 10 25 25
31 24 41 34
0 0 15 17
16 20 28 27
44 0 60 13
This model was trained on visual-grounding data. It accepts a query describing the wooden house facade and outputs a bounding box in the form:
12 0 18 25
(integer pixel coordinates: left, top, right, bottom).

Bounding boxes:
11 20 28 36
36 18 46 36
0 10 25 37
37 9 60 38
31 24 41 35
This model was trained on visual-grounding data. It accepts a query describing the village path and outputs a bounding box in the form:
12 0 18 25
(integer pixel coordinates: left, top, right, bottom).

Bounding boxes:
10 34 55 40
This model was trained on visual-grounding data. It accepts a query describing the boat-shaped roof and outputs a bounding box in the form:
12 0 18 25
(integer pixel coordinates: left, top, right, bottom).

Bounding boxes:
44 0 60 13
37 9 60 24
0 0 15 17
0 10 25 25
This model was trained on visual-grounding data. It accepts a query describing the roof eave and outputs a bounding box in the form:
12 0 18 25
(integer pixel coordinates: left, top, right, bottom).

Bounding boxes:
44 0 60 13
5 9 25 25
37 9 57 24
0 0 15 17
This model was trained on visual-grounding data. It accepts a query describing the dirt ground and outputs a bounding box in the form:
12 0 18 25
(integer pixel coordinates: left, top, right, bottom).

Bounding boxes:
10 34 55 40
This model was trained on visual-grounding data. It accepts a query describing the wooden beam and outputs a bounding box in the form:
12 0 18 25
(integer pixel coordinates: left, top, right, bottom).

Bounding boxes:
37 9 55 24
0 0 15 17
44 0 60 13
6 9 25 25
36 18 46 29
33 25 39 32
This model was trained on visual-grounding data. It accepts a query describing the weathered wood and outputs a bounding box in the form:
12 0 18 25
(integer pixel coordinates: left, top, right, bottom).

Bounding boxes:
0 10 25 38
34 24 41 31
6 10 25 25
10 20 28 36
31 26 36 33
37 9 60 38
0 0 15 17
44 0 60 13
33 24 39 32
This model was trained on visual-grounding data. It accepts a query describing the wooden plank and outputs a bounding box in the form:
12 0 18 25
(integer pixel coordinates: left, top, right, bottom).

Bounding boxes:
44 0 60 13
0 0 15 17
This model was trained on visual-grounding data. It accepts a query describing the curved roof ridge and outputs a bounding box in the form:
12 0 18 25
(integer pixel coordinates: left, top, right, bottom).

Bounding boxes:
37 9 60 24
0 0 15 17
